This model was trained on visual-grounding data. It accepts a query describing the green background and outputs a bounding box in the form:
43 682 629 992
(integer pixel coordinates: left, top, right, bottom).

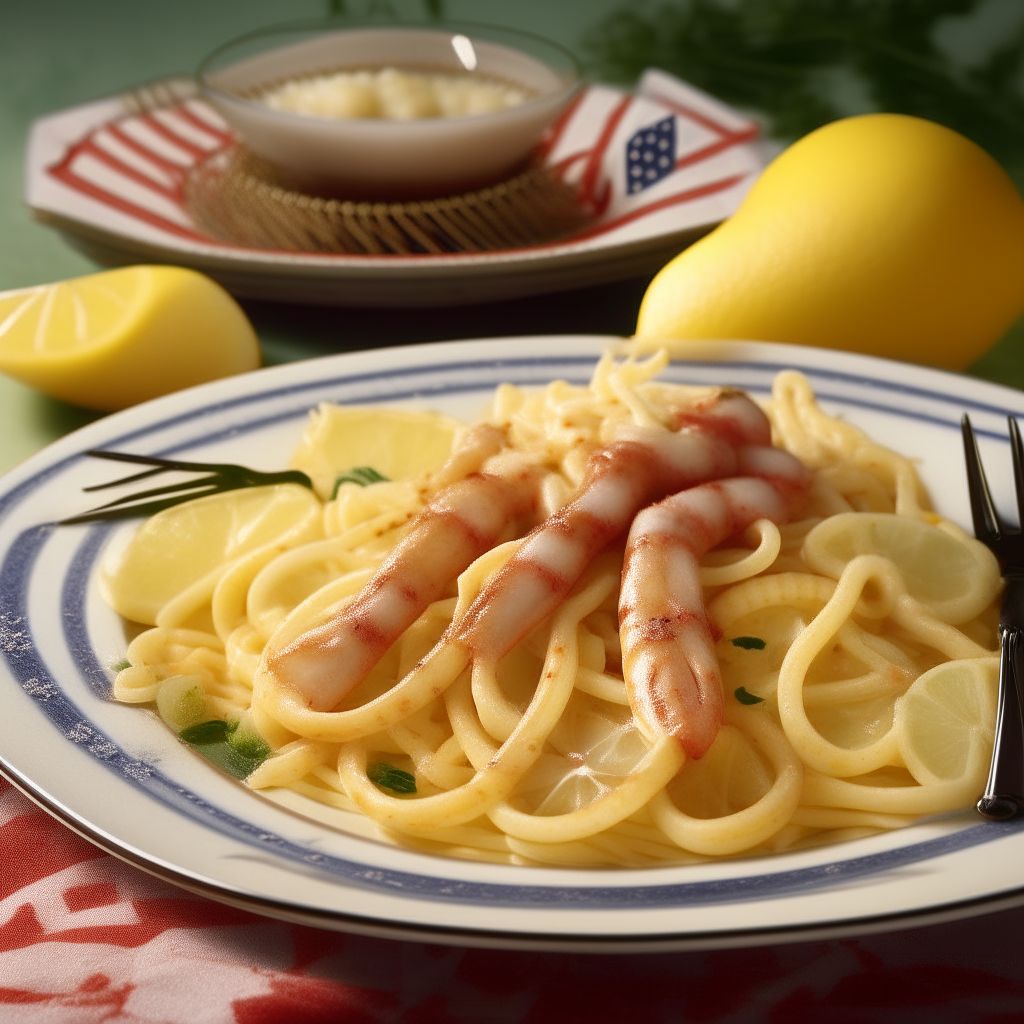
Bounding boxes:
2 0 1023 473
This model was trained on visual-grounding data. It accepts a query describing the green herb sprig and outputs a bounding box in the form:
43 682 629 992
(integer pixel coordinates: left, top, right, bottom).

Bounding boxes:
331 465 389 498
61 450 313 525
583 0 1024 186
368 762 418 794
734 686 765 705
731 636 767 650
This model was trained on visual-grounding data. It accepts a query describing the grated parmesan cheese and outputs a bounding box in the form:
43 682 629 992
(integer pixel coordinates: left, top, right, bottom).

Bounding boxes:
261 67 532 120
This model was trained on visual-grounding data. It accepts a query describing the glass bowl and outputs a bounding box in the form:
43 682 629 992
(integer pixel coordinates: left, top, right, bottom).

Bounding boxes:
197 19 582 200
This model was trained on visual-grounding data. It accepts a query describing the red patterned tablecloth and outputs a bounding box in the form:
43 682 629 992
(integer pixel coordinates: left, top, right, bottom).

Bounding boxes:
3 777 1023 1023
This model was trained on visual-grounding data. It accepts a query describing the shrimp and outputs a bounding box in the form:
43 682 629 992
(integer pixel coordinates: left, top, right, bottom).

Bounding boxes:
619 445 812 759
452 391 774 664
271 388 774 712
270 426 543 712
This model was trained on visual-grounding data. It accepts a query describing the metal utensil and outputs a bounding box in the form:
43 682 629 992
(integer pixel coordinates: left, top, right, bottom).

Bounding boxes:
961 414 1024 819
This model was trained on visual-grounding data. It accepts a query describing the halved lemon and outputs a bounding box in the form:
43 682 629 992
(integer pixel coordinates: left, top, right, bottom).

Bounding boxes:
0 266 260 411
101 483 323 625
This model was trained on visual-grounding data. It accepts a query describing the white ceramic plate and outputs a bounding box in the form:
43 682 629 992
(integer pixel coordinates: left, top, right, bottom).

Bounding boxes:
2 335 1023 953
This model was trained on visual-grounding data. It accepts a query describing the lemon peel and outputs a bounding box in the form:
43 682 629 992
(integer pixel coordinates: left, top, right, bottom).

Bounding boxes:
0 265 260 411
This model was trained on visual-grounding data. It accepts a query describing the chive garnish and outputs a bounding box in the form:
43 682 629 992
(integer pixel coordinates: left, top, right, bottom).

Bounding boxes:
734 687 765 705
60 450 313 524
178 718 271 779
179 719 233 744
330 466 389 498
368 762 417 794
731 636 767 650
111 658 131 672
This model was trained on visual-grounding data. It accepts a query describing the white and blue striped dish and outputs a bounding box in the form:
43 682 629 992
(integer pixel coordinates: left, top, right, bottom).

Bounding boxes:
2 335 1022 952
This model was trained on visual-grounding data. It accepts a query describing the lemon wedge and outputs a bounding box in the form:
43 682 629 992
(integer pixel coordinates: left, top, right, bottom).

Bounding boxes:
289 404 460 499
894 658 997 786
101 483 323 625
0 266 260 411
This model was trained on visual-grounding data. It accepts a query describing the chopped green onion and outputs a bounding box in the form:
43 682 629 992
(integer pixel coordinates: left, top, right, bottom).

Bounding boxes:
111 658 131 672
734 687 765 705
179 719 233 744
731 636 767 650
229 729 271 762
178 718 271 779
368 762 417 794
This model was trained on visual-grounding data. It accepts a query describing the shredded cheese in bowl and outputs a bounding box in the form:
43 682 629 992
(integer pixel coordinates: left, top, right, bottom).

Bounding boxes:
261 67 532 120
198 22 581 196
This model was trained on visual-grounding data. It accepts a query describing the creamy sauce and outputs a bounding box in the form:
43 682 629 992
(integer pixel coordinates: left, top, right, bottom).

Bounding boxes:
261 67 532 120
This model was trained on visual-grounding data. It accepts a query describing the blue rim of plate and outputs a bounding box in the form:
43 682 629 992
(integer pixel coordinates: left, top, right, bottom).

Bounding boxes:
2 344 1024 923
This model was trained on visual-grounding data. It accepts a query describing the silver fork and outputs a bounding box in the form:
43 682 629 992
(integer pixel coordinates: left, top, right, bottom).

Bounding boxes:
962 414 1024 820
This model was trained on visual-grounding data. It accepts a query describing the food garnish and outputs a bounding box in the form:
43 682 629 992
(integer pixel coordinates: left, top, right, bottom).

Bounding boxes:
62 450 313 524
330 465 389 498
734 687 765 705
367 762 418 795
731 636 766 650
179 719 272 780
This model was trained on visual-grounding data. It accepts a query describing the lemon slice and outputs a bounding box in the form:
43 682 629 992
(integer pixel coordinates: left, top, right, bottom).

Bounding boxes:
101 483 323 625
510 704 648 817
0 266 260 411
155 674 209 731
289 404 460 499
894 658 997 786
802 512 1001 623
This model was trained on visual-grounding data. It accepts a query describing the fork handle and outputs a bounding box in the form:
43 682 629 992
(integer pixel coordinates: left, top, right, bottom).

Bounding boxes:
977 616 1024 820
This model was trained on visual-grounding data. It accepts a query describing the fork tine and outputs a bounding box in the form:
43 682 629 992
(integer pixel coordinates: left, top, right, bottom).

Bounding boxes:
1009 417 1024 529
962 414 1002 541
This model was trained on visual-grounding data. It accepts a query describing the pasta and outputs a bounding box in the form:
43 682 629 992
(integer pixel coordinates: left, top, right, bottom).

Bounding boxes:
105 352 1002 867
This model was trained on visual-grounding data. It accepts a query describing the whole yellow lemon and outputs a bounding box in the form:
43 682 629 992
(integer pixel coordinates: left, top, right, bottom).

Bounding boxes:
635 114 1024 369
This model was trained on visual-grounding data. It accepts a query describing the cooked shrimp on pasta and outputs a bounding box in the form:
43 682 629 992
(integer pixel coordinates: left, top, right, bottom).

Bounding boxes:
103 351 1001 867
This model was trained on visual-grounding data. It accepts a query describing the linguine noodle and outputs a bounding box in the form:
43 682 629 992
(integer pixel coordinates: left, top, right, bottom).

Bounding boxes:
108 353 1001 867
